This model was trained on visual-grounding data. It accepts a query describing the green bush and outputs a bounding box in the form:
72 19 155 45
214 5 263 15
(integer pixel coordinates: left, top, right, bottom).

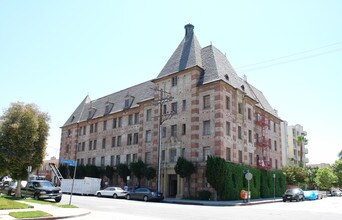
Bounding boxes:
198 190 211 200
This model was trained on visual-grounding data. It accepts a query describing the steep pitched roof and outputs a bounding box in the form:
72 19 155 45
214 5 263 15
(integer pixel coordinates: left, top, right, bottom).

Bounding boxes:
158 24 203 78
63 81 155 127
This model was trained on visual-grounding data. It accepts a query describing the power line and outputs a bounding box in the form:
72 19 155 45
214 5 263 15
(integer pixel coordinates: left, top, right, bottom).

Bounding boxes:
238 47 342 73
235 41 342 70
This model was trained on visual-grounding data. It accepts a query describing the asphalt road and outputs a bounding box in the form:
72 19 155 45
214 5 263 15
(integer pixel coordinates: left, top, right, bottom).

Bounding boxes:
62 195 342 220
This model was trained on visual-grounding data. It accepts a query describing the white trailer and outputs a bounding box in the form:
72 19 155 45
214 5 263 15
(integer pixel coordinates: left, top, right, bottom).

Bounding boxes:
61 177 101 195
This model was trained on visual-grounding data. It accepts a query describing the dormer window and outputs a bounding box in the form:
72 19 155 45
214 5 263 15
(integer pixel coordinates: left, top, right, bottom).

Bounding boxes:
87 107 97 119
104 102 114 115
241 85 245 91
123 94 135 110
70 115 75 123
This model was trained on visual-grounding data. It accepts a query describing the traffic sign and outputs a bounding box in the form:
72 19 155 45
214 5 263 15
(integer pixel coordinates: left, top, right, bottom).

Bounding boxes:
243 169 249 174
245 172 253 181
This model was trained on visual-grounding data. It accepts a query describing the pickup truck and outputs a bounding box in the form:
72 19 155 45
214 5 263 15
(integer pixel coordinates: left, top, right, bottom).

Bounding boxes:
24 180 62 202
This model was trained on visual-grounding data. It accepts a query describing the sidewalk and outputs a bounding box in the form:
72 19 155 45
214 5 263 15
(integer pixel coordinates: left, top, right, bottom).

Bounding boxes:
164 197 283 206
0 200 90 220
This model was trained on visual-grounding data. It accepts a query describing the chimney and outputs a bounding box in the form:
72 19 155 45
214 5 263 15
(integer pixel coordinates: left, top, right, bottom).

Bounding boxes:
184 24 194 39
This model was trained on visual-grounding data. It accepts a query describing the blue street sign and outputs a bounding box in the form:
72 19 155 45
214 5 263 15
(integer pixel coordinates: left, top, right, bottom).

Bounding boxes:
60 159 76 167
243 169 249 174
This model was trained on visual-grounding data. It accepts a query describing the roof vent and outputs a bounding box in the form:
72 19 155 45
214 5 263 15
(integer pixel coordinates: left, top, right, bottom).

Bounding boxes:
224 74 229 81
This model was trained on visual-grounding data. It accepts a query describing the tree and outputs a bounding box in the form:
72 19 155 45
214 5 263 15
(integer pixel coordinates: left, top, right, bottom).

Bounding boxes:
314 167 337 190
295 135 308 166
0 103 49 197
145 167 156 187
306 166 319 189
282 165 307 186
105 166 115 185
174 157 195 197
116 163 130 185
206 156 229 200
130 160 147 186
332 160 342 187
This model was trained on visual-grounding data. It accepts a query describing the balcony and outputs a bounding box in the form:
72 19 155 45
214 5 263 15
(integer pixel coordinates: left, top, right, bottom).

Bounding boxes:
255 136 270 148
255 114 268 127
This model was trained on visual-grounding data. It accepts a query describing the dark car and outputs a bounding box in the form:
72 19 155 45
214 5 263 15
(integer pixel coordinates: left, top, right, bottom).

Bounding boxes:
126 188 164 202
282 188 305 202
24 180 62 202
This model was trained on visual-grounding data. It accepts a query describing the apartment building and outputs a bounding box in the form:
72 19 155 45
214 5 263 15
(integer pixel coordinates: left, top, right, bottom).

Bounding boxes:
59 24 283 197
287 124 309 166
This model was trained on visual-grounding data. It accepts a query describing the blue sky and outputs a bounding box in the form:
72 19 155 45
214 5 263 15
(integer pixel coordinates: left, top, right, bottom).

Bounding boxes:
1 0 341 164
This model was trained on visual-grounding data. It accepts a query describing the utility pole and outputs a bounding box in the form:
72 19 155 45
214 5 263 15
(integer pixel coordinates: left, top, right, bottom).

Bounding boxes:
152 88 173 193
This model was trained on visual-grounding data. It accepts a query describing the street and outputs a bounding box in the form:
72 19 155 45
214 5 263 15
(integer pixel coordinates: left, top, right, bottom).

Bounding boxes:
61 195 342 220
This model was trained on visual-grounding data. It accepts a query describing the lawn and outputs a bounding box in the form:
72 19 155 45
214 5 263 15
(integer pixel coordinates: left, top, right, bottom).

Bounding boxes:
9 210 52 218
0 198 30 210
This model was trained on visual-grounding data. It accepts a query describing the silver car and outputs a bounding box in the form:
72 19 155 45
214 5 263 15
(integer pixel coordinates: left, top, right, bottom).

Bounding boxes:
95 187 127 199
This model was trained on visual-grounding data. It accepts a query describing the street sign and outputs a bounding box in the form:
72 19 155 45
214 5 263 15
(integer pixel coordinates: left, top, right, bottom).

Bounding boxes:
245 172 253 181
243 169 249 174
60 159 76 167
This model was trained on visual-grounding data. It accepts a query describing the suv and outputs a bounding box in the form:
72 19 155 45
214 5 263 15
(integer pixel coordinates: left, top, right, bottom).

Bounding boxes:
282 188 305 202
25 180 62 202
331 189 342 197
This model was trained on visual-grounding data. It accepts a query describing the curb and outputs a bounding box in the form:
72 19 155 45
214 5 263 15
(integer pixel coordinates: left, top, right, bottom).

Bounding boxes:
164 199 282 206
17 211 91 220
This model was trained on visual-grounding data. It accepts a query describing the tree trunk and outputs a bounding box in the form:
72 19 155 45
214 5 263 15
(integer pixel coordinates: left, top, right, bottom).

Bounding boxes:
187 176 191 197
15 180 22 198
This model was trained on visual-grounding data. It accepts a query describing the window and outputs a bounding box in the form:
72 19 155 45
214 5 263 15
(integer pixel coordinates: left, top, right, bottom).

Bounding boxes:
92 157 95 165
182 100 186 111
105 103 113 115
238 126 242 139
169 149 177 162
203 120 211 135
133 154 137 162
203 147 211 161
116 155 120 165
113 118 117 129
82 142 85 151
101 156 105 167
226 122 231 136
146 109 152 121
103 120 107 131
89 141 93 151
145 152 151 164
124 99 130 108
162 127 166 138
117 136 121 146
238 103 243 114
172 76 178 86
248 108 252 120
238 150 243 163
171 125 177 137
145 130 152 143
102 138 106 149
80 158 84 165
249 153 253 165
118 117 122 127
274 123 277 132
171 102 177 114
127 134 133 145
161 150 165 161
134 113 139 124
163 105 167 114
226 147 231 161
93 140 97 150
77 143 81 152
226 96 230 110
275 159 278 169
126 154 131 164
90 124 94 133
182 124 186 135
181 148 185 158
111 137 116 147
128 114 133 125
67 129 71 137
269 139 272 148
66 144 69 153
110 156 115 166
248 130 252 143
78 127 82 136
94 123 98 132
133 133 138 144
203 95 210 109
83 126 86 135
88 158 91 165
274 140 277 151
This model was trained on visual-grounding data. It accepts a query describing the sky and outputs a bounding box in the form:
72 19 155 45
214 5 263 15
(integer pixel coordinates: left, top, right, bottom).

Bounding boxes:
0 0 341 165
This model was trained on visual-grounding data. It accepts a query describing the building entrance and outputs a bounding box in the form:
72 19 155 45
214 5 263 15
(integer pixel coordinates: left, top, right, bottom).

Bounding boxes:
168 174 177 197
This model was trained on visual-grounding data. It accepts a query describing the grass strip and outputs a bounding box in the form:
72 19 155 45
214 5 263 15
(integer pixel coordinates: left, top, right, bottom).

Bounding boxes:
9 210 52 218
0 198 30 210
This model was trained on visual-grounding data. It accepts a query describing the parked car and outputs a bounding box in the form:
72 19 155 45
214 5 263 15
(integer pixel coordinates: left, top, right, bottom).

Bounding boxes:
24 180 62 202
282 188 305 202
331 189 342 197
95 187 127 199
303 190 317 200
0 180 27 196
314 190 324 199
126 188 164 202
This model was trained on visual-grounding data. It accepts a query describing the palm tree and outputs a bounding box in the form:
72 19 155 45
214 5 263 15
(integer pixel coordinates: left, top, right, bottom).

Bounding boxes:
296 135 308 166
